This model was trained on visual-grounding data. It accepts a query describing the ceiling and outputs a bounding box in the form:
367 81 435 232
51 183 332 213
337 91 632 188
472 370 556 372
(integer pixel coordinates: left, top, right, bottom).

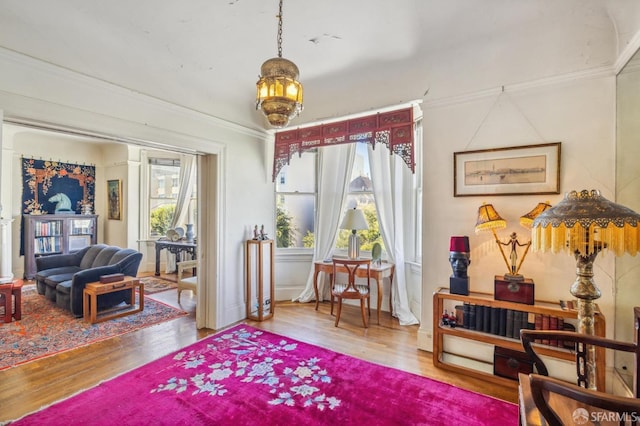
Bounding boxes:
1 0 638 133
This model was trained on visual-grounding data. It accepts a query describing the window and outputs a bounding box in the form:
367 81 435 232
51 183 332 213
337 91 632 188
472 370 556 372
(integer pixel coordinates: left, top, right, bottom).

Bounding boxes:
273 120 422 262
335 143 384 252
148 158 197 238
274 150 316 248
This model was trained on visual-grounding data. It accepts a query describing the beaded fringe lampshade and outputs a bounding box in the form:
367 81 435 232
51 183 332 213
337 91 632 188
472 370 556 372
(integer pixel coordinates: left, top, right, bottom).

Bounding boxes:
531 189 640 390
532 190 640 257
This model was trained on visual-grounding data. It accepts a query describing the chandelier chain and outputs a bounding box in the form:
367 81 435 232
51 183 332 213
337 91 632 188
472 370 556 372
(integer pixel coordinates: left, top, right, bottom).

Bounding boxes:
277 0 283 58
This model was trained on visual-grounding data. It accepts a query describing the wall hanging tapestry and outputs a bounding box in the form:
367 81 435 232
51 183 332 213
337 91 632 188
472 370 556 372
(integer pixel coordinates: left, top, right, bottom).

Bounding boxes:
273 107 415 181
20 158 96 254
10 324 518 425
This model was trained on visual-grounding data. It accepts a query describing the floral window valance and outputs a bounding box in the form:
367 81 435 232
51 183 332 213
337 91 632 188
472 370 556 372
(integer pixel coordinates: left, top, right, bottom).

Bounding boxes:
272 107 415 181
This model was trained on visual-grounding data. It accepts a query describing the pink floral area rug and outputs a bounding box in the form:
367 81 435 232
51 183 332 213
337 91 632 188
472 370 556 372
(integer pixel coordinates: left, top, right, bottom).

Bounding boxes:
11 325 518 425
0 286 187 371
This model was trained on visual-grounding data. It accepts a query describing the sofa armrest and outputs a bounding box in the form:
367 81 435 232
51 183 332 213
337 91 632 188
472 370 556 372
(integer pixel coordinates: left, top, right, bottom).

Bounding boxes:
36 247 89 271
73 265 123 287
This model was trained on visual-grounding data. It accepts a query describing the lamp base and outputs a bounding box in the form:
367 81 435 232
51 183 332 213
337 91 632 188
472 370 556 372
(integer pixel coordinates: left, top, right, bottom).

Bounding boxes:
570 251 602 391
503 273 525 282
347 233 360 259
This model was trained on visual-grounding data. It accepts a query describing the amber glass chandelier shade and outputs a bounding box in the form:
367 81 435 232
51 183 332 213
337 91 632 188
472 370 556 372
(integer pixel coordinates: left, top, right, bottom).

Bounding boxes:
256 57 303 128
519 201 552 228
474 203 507 234
531 190 640 256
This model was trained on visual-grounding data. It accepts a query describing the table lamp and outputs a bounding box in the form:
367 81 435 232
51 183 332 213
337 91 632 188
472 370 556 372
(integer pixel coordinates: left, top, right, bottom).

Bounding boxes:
340 208 369 259
475 202 551 282
531 189 640 389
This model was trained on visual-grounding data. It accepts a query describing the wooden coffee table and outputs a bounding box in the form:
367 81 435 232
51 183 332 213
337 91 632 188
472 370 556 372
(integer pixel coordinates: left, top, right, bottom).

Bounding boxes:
83 276 144 324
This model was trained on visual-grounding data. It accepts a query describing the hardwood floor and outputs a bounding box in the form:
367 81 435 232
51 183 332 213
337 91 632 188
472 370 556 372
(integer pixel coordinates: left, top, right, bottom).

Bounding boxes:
0 279 517 423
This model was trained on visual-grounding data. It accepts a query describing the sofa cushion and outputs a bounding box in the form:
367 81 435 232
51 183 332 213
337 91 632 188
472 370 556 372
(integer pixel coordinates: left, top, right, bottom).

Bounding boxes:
109 249 138 264
36 266 82 283
90 246 121 268
79 244 108 269
56 280 72 295
45 272 77 288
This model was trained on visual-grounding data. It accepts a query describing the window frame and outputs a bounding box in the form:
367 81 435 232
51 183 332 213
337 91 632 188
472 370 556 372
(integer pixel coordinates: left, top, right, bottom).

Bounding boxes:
274 149 318 252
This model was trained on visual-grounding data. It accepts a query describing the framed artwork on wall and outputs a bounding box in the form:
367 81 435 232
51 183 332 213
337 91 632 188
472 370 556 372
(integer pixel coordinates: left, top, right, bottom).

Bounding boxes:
107 179 122 220
453 142 561 197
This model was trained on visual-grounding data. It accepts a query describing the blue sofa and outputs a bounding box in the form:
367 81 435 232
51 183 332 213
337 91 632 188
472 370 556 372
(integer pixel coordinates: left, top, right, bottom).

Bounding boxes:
35 244 143 317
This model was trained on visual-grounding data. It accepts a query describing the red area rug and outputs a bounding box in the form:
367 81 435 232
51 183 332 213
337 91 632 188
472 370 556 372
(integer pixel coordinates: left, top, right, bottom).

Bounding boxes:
0 286 187 371
11 325 518 425
138 276 178 294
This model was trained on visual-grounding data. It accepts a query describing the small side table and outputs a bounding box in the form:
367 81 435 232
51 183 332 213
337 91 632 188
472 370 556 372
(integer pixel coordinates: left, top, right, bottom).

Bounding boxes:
83 277 144 324
0 281 22 322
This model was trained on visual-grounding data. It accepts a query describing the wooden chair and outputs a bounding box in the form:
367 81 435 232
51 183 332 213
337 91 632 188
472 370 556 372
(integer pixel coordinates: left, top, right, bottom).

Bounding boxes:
519 310 640 425
177 260 198 303
330 258 371 328
525 374 640 426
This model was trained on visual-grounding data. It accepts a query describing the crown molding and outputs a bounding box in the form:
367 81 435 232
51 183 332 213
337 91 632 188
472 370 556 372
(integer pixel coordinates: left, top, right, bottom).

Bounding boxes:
424 65 614 109
615 30 640 75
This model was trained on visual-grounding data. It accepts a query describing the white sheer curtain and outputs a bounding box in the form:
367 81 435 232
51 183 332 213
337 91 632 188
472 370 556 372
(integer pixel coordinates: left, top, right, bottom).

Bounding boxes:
166 154 197 273
294 144 355 302
171 154 197 228
368 144 419 325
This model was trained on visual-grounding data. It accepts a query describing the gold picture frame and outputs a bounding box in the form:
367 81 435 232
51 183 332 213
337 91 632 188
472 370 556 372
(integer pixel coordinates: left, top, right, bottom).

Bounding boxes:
453 142 561 197
107 179 122 220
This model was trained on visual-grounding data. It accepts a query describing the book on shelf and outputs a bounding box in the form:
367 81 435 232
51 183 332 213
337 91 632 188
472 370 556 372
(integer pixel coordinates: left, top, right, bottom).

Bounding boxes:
468 304 477 331
519 311 529 336
482 305 491 333
490 307 500 335
541 314 550 344
512 310 524 339
475 305 484 332
534 314 543 343
549 316 559 346
463 303 471 329
505 309 514 339
499 308 507 337
556 317 565 348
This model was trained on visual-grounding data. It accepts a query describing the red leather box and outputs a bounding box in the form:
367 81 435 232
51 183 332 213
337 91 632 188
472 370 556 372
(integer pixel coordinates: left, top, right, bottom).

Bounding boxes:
493 346 533 380
494 275 534 305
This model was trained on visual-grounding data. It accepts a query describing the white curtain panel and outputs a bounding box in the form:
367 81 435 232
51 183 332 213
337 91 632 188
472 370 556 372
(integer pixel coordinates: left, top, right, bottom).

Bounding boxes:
166 153 197 273
294 144 355 302
368 143 419 325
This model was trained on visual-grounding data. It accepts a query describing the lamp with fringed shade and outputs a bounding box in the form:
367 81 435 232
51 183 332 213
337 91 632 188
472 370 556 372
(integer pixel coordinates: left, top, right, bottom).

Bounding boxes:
476 202 549 281
531 189 640 389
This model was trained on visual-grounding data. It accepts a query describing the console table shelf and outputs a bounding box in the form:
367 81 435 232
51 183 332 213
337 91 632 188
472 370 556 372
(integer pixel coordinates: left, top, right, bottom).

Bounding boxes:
433 287 606 389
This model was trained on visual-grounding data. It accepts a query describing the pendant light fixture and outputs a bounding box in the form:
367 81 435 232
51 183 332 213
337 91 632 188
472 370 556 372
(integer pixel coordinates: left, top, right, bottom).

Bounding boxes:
256 0 303 128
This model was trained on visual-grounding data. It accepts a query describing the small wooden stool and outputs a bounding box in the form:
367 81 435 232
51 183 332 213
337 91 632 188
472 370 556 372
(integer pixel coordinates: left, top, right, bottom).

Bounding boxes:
0 281 22 322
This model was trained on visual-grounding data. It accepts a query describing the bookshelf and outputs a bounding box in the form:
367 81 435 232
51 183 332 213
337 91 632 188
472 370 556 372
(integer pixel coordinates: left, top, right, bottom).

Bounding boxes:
23 214 98 279
433 287 606 389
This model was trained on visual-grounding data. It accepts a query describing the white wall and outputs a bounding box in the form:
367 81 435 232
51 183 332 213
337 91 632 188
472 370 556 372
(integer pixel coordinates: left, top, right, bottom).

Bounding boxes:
420 74 617 350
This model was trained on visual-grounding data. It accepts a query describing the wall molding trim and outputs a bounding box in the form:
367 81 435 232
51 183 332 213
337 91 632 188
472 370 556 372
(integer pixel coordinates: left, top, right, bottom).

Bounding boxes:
424 65 614 109
615 31 640 74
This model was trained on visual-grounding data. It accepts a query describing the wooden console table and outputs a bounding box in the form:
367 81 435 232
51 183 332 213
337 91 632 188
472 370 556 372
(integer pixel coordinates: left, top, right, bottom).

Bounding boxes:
154 240 197 275
83 276 143 324
313 259 395 323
